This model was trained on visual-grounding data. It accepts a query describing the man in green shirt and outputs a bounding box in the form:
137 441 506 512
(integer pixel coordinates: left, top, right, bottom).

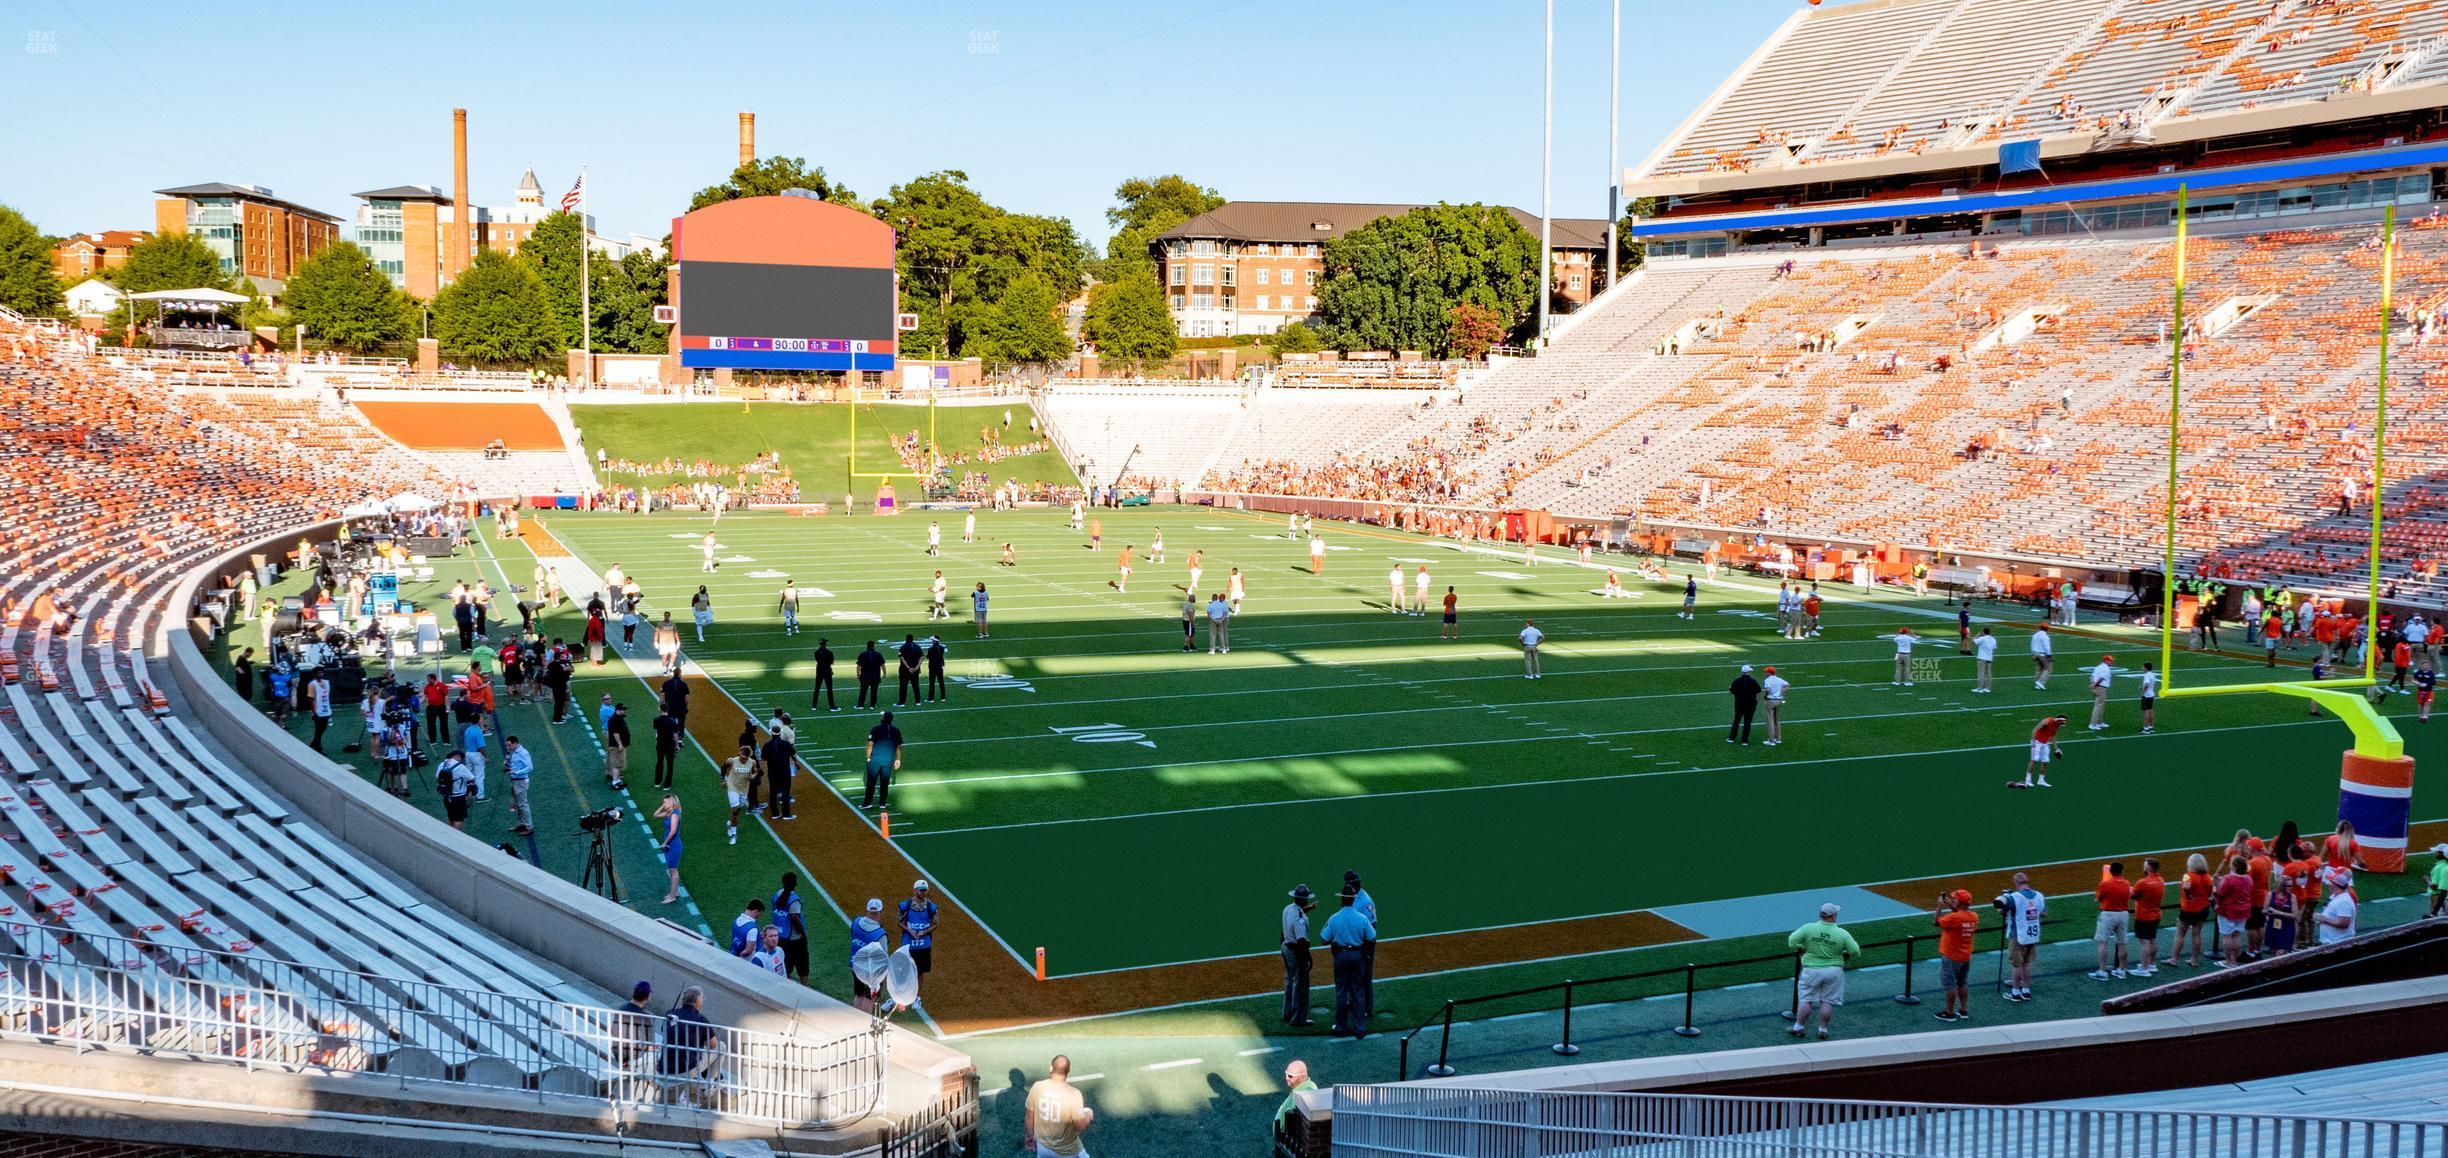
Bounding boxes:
1787 902 1861 1040
2429 844 2448 918
1274 1060 1316 1140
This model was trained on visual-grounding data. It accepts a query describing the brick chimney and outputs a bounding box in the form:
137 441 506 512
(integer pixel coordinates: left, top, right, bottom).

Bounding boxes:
450 108 471 281
738 111 756 170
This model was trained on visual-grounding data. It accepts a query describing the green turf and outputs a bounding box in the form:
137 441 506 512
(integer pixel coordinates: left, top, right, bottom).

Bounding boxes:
540 507 2448 977
567 400 1077 504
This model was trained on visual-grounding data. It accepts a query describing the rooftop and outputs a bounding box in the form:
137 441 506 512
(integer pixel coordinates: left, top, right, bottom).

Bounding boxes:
353 185 452 202
1155 200 1610 250
155 182 342 223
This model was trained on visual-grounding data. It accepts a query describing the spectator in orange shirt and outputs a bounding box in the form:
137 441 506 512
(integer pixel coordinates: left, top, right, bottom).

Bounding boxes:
2287 840 2324 916
2324 821 2363 871
1931 889 1979 1023
2090 863 2134 980
2245 839 2274 958
2212 856 2254 968
2132 858 2166 976
2393 639 2414 689
2176 853 2213 967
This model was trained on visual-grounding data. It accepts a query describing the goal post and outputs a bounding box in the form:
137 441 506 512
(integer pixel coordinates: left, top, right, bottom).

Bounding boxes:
2154 198 2410 868
844 384 939 487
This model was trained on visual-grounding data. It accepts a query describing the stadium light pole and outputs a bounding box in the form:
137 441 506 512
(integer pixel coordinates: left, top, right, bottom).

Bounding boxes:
1538 0 1554 346
1606 0 1620 293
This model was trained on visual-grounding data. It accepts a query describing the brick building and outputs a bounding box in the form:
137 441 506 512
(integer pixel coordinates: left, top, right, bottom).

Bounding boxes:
1150 201 1612 338
152 183 341 290
355 170 611 298
51 230 150 282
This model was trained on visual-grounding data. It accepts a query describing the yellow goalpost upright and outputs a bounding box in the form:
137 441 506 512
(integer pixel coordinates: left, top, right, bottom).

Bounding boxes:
843 385 939 502
2155 191 2413 869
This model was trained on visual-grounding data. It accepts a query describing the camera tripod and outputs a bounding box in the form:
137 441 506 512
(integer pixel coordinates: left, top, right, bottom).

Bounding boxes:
581 827 623 902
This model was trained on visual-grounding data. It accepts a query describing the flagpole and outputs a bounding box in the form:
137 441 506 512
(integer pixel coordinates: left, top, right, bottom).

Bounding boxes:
579 165 591 386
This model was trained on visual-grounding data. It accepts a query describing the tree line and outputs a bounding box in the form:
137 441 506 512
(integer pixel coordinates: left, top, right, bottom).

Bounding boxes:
0 174 1649 369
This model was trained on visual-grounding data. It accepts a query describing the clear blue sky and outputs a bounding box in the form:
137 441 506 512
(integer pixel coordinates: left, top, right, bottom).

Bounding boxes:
1 0 1795 249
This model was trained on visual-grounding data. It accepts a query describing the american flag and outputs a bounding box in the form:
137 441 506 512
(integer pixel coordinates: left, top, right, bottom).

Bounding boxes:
559 173 584 214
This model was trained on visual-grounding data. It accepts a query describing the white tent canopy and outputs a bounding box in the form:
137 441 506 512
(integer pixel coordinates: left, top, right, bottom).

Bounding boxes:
128 287 250 304
387 491 441 511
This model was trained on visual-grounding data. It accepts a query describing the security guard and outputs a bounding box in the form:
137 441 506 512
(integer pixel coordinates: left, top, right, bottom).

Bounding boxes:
896 634 924 707
1321 887 1376 1039
854 641 885 709
1280 885 1317 1027
810 638 838 712
925 636 948 702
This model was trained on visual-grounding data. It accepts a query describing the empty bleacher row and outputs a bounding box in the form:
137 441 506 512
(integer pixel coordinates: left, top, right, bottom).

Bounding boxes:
0 321 664 1098
1037 383 1251 490
1649 0 2448 179
2055 1049 2448 1123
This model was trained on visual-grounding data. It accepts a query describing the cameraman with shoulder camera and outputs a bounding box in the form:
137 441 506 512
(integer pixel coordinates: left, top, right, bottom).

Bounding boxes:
1996 872 2046 1002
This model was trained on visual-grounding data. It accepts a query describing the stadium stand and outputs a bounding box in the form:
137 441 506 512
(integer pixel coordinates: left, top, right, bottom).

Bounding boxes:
1037 381 1250 491
353 397 599 497
1649 0 2448 179
0 317 967 1151
1160 204 2448 600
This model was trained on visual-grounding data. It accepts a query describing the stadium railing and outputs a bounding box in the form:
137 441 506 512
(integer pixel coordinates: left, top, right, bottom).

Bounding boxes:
1 928 889 1128
1328 1084 2448 1158
1392 918 2070 1082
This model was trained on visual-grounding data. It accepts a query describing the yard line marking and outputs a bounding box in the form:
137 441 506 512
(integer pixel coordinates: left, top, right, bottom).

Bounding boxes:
1144 1057 1205 1071
879 699 2133 786
1237 1046 1283 1057
894 717 2338 838
1071 1073 1108 1083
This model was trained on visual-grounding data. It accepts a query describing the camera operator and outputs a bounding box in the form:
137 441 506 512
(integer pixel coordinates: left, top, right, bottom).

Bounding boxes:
1995 872 2047 1002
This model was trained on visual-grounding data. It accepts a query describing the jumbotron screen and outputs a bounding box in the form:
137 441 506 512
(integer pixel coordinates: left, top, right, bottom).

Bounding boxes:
670 194 899 372
677 260 895 352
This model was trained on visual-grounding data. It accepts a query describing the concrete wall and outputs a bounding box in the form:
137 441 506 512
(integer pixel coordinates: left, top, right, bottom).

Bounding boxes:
157 521 971 1146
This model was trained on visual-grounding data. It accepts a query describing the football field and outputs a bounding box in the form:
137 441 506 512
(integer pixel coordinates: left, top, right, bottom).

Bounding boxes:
542 507 2446 989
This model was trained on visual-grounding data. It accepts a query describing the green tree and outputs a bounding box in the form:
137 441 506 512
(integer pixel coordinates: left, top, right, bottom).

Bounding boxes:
965 275 1072 367
281 241 414 351
520 211 586 350
688 156 863 212
1100 174 1224 282
1081 275 1177 369
1615 195 1661 284
0 204 63 316
1315 204 1540 356
111 232 236 294
1262 320 1327 357
872 171 1086 359
430 248 558 364
592 250 668 354
104 232 242 341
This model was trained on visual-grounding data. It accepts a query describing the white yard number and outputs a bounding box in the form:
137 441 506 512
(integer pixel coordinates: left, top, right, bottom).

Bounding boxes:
1050 723 1155 748
952 674 1036 693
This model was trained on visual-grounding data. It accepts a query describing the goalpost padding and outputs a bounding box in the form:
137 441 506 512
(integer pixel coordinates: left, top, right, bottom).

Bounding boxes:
2339 750 2415 873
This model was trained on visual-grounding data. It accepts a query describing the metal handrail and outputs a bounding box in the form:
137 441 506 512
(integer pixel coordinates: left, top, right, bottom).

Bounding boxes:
1330 1084 2448 1157
1393 918 2071 1081
0 926 887 1127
